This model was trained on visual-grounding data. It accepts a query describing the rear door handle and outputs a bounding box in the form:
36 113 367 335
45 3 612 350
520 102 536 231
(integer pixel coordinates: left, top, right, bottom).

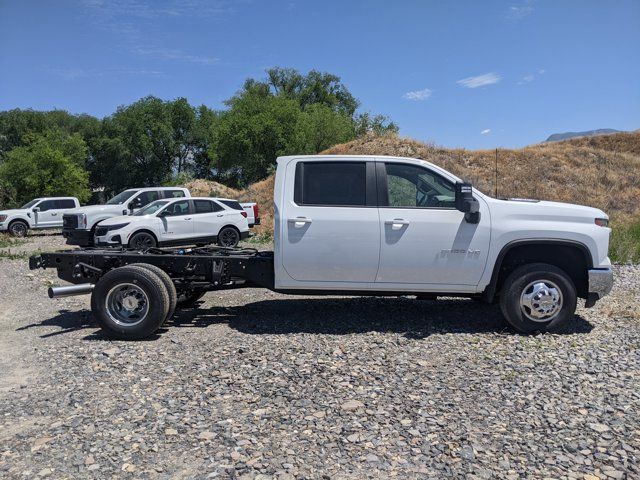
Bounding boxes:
184 217 192 220
217 214 224 217
51 213 57 216
288 217 312 226
385 218 410 227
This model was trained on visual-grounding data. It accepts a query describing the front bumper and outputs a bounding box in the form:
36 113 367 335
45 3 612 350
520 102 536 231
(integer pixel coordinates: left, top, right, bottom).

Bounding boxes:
63 228 94 246
586 267 614 307
0 223 6 231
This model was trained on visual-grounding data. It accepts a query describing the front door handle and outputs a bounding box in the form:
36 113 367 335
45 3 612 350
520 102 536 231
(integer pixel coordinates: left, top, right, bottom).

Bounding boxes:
385 218 410 228
217 214 224 217
288 217 312 227
184 217 192 220
51 213 57 216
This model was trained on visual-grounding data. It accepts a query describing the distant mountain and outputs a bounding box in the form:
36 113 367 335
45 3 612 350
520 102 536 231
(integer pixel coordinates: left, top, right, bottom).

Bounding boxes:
545 129 622 142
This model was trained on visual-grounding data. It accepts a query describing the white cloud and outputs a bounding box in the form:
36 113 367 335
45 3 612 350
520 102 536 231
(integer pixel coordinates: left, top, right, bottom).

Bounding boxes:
507 3 534 20
48 67 162 79
517 69 545 85
132 47 219 66
481 129 491 135
403 88 432 101
456 72 501 89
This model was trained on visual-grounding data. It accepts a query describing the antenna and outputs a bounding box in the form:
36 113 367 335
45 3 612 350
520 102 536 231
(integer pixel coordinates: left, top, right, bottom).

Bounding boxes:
494 148 498 198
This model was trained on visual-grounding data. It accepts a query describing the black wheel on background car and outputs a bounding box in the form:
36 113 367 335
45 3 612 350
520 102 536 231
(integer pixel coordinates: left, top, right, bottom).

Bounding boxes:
8 220 28 237
176 290 206 308
499 263 577 333
217 226 240 247
129 263 177 324
129 231 157 250
90 265 170 340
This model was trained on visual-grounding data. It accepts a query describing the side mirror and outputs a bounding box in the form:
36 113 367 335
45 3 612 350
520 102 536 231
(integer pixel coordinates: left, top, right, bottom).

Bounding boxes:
455 182 480 224
129 200 141 211
32 207 40 213
122 209 128 216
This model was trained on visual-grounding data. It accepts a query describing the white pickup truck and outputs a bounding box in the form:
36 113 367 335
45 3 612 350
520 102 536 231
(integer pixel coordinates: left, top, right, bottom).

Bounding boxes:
31 155 613 339
0 197 80 236
62 187 190 246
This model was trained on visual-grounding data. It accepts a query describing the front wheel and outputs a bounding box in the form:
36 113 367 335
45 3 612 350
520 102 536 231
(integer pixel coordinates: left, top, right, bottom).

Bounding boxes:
8 220 28 237
499 263 577 333
129 231 157 250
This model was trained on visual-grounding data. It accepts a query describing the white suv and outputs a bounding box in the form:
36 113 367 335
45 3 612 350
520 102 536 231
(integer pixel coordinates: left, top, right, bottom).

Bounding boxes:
94 197 250 249
0 197 80 236
63 187 190 246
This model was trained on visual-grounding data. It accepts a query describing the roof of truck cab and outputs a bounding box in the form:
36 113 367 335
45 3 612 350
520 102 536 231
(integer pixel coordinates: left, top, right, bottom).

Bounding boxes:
275 154 463 183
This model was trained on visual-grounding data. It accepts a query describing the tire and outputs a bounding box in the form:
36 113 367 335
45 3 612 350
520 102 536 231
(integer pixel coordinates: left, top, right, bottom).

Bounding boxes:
129 263 177 325
217 226 240 247
90 265 170 340
129 231 157 250
8 220 28 237
176 290 206 308
499 263 577 333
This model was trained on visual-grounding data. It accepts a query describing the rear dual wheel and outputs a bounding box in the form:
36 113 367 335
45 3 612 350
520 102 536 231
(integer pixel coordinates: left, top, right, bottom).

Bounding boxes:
91 264 176 340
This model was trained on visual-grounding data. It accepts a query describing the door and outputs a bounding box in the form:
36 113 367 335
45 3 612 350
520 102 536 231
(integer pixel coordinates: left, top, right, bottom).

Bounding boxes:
376 161 490 286
281 160 380 283
51 199 77 227
33 199 60 227
157 200 194 243
191 199 226 240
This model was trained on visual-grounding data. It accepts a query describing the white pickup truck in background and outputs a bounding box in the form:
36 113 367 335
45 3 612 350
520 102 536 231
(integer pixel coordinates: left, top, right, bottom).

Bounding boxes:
0 197 80 236
240 202 260 227
62 187 191 246
31 154 614 339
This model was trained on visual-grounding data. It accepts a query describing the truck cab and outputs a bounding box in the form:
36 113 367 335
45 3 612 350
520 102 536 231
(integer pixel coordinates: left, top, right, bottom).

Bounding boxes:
62 187 190 246
0 197 80 236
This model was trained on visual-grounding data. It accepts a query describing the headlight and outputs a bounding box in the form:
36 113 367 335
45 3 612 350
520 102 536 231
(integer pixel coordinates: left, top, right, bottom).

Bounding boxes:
103 223 130 232
0 215 7 222
595 218 609 227
79 213 87 229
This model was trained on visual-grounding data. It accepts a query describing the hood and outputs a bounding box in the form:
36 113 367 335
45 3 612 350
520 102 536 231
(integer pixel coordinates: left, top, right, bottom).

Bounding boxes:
69 204 123 215
0 208 30 216
99 214 155 226
493 197 607 221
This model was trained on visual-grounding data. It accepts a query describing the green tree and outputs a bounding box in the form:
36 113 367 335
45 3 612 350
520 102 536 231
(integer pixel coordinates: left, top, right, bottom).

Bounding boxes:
295 104 355 153
0 132 91 205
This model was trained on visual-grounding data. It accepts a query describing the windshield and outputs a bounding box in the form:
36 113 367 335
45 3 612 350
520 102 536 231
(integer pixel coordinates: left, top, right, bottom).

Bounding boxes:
107 190 136 205
134 200 169 216
21 199 40 209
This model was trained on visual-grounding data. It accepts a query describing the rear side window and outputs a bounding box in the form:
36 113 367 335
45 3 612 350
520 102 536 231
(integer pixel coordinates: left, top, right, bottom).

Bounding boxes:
295 162 367 206
165 190 186 198
56 199 76 209
220 200 243 211
194 200 223 213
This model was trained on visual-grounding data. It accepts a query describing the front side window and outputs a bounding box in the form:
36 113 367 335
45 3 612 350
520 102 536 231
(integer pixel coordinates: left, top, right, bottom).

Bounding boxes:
135 200 169 216
107 190 136 205
161 200 190 217
384 163 455 208
295 162 367 206
38 200 58 212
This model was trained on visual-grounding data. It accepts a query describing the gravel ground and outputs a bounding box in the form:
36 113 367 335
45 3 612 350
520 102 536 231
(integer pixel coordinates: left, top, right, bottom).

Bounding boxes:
0 233 638 479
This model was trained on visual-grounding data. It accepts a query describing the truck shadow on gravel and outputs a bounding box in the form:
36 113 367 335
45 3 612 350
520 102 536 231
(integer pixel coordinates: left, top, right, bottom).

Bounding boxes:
19 298 594 340
168 297 594 339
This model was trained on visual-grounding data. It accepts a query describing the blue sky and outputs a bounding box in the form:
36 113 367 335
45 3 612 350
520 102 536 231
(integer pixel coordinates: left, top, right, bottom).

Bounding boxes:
1 0 639 149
